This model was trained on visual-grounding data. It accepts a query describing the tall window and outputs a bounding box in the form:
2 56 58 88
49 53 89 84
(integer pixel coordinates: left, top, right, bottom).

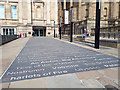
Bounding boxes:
9 29 12 35
6 29 8 35
1 28 15 35
11 6 17 19
0 5 5 19
3 29 6 35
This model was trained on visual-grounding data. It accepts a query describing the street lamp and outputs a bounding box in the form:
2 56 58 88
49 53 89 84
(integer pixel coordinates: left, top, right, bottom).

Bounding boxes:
95 0 101 49
54 21 55 38
70 6 73 42
59 16 62 39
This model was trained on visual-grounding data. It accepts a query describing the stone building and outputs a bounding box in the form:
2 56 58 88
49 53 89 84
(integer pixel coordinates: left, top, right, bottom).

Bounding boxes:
0 0 58 37
0 0 120 37
58 0 120 34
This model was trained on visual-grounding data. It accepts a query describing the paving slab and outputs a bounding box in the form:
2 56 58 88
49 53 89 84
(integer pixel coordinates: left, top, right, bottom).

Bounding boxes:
98 48 118 57
97 68 118 83
76 70 103 80
82 79 105 88
96 76 119 88
1 38 29 76
9 78 46 88
45 73 85 88
0 38 29 88
61 38 118 57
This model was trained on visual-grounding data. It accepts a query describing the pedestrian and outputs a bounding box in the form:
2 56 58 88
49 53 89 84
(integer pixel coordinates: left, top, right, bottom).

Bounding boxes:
82 30 89 38
85 30 89 36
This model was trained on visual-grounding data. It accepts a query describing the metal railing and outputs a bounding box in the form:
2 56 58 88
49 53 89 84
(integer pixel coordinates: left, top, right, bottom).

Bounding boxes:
74 20 87 35
61 23 71 35
91 26 120 39
0 35 18 45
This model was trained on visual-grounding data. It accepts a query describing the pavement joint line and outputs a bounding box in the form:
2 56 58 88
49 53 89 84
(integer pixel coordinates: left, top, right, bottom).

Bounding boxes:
102 72 119 87
0 38 30 80
54 38 118 58
95 79 105 88
79 80 87 88
97 69 119 87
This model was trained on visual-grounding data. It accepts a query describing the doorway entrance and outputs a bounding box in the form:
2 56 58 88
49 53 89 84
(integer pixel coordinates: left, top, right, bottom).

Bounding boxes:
33 26 46 37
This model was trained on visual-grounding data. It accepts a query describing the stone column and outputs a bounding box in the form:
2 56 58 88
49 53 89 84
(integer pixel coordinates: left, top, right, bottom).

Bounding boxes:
6 1 11 19
55 1 59 35
64 0 66 9
31 0 34 20
44 2 47 21
1 28 3 35
18 0 23 24
14 28 16 34
46 1 50 24
101 2 105 19
113 2 117 19
78 2 81 20
70 0 73 7
108 2 112 19
27 0 32 24
55 1 58 24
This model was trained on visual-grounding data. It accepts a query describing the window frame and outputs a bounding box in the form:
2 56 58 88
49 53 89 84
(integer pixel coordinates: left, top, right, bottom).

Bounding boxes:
0 4 5 19
11 5 17 19
1 27 16 35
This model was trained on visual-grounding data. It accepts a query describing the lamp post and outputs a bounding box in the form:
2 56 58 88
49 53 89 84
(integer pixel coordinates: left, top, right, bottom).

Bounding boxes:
95 0 101 49
70 6 73 42
59 16 62 39
54 21 55 38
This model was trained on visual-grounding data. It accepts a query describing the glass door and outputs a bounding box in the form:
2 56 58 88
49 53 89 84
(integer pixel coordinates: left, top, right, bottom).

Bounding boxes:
40 29 44 36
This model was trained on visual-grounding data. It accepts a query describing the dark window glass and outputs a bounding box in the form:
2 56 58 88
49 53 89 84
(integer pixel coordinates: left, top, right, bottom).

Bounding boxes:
3 28 5 35
12 29 14 35
9 29 12 35
6 29 8 35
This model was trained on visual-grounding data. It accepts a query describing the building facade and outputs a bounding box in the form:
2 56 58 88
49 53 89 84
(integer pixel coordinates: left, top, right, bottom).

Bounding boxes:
0 0 120 37
58 1 120 35
0 0 58 37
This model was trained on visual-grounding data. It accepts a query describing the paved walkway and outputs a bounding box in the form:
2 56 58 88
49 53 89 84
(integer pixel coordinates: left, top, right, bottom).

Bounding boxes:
0 38 29 77
0 37 119 88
